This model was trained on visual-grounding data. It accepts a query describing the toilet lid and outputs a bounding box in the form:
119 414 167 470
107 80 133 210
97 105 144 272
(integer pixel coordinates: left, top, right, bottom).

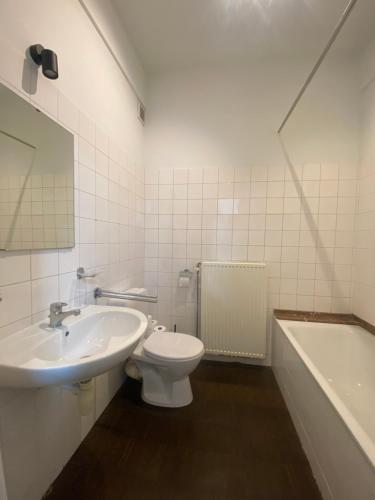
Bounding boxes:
143 332 204 361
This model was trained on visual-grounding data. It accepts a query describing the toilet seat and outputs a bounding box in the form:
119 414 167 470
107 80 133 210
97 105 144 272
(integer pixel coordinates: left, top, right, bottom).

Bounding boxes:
143 332 204 362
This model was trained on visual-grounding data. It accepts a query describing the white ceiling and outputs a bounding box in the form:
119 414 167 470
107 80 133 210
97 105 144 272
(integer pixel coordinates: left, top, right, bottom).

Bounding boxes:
112 0 375 73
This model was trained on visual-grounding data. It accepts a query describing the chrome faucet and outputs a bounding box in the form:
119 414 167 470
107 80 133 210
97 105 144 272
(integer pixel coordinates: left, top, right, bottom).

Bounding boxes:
48 302 81 328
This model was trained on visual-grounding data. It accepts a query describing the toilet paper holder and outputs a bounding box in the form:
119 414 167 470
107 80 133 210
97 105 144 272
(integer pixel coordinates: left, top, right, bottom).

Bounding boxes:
178 268 193 287
179 269 193 280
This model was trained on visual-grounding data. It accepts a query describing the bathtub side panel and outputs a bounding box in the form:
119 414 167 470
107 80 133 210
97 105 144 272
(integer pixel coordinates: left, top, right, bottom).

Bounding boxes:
272 318 375 500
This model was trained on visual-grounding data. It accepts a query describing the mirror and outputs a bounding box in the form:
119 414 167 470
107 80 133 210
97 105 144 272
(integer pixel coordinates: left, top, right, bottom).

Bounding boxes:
0 82 74 251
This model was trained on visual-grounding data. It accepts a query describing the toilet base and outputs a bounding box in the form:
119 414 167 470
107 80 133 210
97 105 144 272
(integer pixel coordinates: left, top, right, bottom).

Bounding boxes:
141 375 193 408
134 357 194 407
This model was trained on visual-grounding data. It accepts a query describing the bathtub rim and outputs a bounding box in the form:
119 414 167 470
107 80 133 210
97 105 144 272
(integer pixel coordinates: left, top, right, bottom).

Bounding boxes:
275 317 375 470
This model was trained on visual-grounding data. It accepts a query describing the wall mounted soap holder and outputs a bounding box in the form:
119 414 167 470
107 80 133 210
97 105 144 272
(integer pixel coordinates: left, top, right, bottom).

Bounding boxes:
76 267 97 280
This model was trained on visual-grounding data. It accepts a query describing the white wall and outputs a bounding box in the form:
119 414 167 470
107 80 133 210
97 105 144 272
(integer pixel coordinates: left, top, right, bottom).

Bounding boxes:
143 57 359 352
353 38 375 323
0 1 145 499
82 0 146 103
145 58 358 169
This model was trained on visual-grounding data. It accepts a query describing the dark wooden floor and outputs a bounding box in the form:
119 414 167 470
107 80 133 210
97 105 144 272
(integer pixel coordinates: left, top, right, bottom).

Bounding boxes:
46 361 322 500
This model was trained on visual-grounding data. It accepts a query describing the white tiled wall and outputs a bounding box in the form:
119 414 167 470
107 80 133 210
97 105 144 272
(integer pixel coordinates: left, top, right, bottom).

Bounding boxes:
144 163 357 335
0 89 145 500
0 97 145 329
353 40 375 324
0 3 145 498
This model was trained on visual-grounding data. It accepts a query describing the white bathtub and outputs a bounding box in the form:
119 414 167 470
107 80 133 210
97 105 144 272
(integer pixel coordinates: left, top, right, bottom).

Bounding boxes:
272 318 375 500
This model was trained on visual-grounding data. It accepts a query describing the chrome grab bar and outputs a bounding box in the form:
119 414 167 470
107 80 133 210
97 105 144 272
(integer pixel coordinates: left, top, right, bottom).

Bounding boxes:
94 288 158 303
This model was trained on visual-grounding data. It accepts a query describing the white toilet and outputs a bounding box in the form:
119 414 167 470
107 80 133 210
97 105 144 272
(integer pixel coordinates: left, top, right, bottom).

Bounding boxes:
132 332 204 408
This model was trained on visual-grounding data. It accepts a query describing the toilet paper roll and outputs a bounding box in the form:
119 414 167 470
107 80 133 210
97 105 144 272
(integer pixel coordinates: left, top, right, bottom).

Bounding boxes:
153 325 167 333
178 276 190 288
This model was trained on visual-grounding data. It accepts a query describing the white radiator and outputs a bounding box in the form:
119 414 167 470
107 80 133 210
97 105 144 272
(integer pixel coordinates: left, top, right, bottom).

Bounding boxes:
199 261 267 358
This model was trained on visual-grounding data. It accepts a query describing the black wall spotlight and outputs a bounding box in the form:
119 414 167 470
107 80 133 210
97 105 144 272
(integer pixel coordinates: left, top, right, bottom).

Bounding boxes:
29 44 59 80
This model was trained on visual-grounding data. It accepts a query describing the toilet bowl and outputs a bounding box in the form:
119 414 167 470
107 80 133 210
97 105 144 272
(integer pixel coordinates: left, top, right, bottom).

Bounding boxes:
132 332 204 408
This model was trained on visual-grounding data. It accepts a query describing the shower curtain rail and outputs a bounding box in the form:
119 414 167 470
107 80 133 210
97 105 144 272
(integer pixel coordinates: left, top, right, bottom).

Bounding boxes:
277 0 359 134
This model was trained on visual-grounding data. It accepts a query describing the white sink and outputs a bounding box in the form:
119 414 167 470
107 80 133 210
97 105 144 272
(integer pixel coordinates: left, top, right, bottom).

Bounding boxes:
0 305 148 388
